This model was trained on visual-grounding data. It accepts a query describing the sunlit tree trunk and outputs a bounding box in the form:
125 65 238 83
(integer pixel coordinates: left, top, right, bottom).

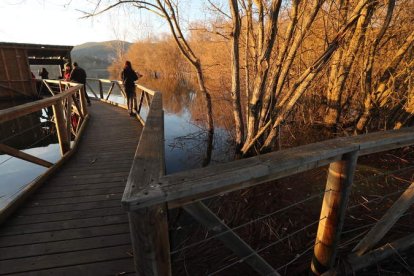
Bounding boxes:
356 29 414 131
324 2 374 127
244 0 283 154
240 0 370 154
229 0 244 152
354 0 395 133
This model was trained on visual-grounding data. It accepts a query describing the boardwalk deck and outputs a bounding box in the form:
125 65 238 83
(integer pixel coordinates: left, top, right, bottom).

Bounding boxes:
0 101 141 275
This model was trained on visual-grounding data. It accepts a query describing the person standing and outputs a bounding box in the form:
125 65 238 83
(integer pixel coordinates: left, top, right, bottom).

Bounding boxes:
39 68 49 79
121 61 140 116
70 62 91 106
63 63 71 81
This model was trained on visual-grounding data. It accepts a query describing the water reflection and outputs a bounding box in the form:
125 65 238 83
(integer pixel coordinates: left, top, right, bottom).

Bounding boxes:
0 101 60 209
139 78 233 173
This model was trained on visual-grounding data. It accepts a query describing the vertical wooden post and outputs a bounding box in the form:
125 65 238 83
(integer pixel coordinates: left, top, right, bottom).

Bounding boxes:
105 82 115 100
99 80 104 99
311 151 358 275
79 85 88 116
137 90 145 114
52 99 70 155
128 204 171 276
66 96 72 141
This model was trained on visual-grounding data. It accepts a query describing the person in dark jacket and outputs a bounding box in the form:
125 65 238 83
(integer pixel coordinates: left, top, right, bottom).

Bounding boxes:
121 61 140 116
39 68 49 79
70 62 91 106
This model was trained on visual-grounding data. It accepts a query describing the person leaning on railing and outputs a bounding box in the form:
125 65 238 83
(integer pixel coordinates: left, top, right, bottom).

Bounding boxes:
121 61 142 116
70 62 91 106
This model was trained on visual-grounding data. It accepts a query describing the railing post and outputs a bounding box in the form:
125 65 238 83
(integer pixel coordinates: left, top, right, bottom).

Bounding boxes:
79 85 88 116
128 203 171 276
99 80 103 99
137 90 145 114
66 96 72 142
311 151 358 275
52 99 70 155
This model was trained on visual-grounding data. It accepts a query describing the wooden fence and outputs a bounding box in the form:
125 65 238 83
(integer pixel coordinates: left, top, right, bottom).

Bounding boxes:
0 82 89 223
122 88 414 275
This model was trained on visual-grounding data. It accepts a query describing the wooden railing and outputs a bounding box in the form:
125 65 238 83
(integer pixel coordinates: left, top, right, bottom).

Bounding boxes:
85 78 154 125
0 83 89 223
122 85 414 275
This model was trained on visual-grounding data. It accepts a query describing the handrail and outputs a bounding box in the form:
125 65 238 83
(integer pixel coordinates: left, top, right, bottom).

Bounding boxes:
86 78 156 97
0 84 82 124
123 126 414 210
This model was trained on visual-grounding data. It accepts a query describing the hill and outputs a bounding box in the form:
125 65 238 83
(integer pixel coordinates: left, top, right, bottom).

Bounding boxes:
71 40 131 78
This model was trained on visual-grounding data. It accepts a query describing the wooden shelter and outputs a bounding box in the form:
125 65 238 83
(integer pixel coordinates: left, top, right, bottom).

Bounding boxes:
0 42 73 100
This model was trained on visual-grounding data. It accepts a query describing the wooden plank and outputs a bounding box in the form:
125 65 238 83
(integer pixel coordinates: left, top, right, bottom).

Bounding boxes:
99 79 103 99
137 90 145 113
54 165 132 177
125 139 357 210
105 82 115 100
0 214 128 236
311 151 359 274
352 181 414 256
324 233 414 275
52 99 70 155
0 223 129 247
136 83 156 96
184 202 278 276
6 206 125 226
0 143 53 167
0 233 131 260
52 171 129 181
99 98 128 110
29 188 124 202
66 96 72 142
115 80 127 98
19 199 122 216
17 193 124 207
9 258 134 276
42 80 55 95
0 244 132 274
122 92 165 204
85 81 99 98
79 85 88 116
122 92 171 275
71 95 85 119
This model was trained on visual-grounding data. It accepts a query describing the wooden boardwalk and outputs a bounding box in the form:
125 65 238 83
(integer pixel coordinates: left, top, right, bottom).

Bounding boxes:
0 101 141 275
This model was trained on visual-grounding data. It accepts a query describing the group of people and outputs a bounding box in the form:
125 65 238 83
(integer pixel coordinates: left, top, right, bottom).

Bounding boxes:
63 62 91 106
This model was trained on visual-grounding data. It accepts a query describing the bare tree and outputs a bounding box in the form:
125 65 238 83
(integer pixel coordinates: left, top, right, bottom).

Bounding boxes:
85 0 214 135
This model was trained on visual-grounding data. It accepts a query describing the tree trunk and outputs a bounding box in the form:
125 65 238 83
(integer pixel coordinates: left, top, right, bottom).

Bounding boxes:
356 29 414 132
229 0 244 152
324 3 374 127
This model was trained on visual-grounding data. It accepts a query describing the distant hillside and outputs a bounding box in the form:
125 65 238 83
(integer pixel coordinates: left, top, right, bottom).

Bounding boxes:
71 40 131 78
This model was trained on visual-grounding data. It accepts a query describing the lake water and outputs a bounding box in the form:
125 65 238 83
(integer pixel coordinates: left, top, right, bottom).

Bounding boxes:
0 79 232 210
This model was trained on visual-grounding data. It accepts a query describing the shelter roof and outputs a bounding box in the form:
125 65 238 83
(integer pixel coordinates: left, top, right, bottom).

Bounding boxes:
0 42 73 58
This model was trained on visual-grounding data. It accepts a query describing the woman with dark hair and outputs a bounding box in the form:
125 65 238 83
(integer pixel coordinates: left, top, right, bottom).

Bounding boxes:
121 61 140 116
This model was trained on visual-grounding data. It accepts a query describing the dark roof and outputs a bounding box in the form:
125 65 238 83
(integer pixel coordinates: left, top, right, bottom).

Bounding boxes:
0 42 73 58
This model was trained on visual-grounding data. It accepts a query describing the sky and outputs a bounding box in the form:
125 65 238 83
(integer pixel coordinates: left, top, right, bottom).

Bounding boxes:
0 0 206 46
